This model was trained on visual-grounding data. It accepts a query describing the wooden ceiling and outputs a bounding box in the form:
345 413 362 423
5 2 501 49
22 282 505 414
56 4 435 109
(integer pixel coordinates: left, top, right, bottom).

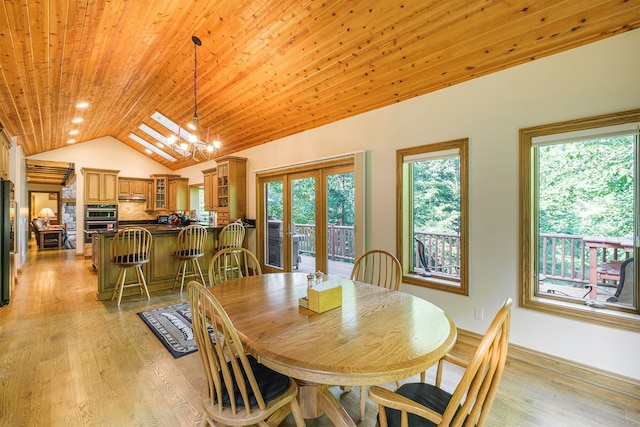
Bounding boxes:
1 1 639 171
25 160 75 186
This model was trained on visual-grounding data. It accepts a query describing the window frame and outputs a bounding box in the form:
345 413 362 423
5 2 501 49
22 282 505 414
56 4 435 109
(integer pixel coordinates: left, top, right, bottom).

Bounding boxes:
397 138 469 295
519 109 640 332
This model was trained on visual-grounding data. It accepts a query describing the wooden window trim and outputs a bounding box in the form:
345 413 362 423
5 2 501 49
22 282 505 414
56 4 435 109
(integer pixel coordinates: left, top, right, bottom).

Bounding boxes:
519 109 640 332
397 138 469 295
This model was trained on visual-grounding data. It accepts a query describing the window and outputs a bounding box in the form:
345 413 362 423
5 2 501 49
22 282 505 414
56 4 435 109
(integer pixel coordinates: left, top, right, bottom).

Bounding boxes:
520 109 640 331
397 139 468 294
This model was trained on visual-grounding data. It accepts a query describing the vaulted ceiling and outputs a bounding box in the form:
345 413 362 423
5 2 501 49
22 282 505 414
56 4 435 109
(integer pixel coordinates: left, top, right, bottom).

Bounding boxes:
1 1 639 172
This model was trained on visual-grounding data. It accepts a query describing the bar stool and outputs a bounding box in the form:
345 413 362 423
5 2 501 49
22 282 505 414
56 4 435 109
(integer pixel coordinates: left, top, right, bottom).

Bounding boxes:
110 227 153 306
217 222 245 250
172 224 208 293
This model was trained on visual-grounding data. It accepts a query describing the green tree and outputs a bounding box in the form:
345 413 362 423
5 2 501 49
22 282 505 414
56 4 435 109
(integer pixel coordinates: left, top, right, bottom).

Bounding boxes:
538 136 634 237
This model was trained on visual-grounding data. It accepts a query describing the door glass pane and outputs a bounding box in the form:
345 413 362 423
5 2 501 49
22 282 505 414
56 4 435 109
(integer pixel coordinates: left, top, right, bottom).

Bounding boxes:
326 172 355 277
291 177 316 274
265 180 284 269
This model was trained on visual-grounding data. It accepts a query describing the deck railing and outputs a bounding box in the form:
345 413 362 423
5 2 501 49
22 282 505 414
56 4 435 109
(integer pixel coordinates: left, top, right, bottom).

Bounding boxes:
296 224 356 262
296 225 461 274
539 233 631 285
414 231 461 276
294 226 627 285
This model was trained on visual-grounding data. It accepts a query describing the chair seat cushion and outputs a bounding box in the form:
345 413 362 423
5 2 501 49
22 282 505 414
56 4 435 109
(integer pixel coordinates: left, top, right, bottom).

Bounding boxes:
220 355 291 409
381 382 453 427
112 253 147 264
175 249 203 257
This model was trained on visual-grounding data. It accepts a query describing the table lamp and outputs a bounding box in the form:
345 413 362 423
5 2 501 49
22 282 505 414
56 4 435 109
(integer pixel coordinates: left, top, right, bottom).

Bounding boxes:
38 207 55 228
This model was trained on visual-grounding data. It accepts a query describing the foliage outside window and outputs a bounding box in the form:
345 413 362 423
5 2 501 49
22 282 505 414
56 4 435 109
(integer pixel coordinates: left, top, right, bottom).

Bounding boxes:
397 139 468 294
520 109 640 332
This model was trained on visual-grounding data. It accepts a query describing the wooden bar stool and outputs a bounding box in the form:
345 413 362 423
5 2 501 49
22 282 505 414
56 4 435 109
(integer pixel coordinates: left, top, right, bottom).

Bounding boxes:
217 222 245 250
110 227 153 306
172 224 208 293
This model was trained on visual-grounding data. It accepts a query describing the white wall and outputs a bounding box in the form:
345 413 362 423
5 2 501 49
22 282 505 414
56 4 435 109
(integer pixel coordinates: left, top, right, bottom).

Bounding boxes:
178 30 640 379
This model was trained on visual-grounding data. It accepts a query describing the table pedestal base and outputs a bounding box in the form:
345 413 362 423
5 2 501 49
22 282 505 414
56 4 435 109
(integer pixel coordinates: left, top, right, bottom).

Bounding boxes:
296 380 356 427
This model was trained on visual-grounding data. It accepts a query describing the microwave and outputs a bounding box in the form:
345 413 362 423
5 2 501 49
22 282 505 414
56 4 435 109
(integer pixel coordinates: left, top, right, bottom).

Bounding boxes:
157 214 170 224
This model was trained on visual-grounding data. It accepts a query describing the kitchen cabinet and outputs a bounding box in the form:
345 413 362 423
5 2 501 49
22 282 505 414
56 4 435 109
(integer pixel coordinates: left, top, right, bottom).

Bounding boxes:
82 168 119 204
167 177 189 211
150 174 187 211
216 156 246 225
151 175 177 211
0 134 9 180
202 167 218 211
118 177 150 199
145 180 155 211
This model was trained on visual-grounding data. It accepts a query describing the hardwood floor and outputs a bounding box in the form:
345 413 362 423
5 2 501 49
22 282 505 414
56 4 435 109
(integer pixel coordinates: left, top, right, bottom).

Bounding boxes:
1 242 638 426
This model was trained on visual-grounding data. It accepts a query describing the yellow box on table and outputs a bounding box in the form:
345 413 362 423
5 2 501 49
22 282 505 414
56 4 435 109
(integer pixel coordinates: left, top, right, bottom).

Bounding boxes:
299 278 343 313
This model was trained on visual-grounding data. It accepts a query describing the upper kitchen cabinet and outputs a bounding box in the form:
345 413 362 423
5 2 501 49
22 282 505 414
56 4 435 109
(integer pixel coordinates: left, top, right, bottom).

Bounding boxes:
118 177 151 200
150 174 188 212
151 175 176 211
202 167 217 211
167 177 189 211
216 156 246 225
82 168 119 204
0 133 9 180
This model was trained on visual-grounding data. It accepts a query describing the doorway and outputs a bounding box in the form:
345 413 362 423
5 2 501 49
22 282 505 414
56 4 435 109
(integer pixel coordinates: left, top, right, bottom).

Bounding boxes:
29 191 61 226
257 155 363 276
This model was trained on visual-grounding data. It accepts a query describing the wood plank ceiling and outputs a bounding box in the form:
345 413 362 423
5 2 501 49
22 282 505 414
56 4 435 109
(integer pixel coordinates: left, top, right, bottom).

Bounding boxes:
0 0 639 173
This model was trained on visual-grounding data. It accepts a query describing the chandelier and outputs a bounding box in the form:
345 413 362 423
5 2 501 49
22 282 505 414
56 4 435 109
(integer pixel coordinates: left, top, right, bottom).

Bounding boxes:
167 35 221 161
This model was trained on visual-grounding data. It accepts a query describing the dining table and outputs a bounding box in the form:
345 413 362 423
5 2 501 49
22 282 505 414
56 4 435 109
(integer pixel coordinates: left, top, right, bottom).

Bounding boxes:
209 272 457 426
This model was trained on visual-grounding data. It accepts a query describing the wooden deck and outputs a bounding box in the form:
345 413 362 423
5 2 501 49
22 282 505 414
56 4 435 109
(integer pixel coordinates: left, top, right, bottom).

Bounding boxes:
296 254 354 277
539 281 619 303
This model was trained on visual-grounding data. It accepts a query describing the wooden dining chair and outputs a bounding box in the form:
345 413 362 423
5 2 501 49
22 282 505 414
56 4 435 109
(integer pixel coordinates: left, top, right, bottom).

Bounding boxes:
187 281 305 427
110 227 152 306
351 249 402 291
208 247 262 286
368 298 513 427
350 249 403 419
172 224 208 293
217 222 245 250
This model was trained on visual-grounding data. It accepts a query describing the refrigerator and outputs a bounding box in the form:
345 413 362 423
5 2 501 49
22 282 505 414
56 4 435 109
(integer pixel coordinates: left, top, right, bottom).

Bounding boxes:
1 178 15 306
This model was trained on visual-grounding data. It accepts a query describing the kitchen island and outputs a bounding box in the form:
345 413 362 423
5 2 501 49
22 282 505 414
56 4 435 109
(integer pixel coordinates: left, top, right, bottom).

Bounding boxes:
93 223 223 300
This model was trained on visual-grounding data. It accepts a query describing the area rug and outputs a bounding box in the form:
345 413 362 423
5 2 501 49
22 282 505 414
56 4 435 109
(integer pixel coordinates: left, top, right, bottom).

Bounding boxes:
138 302 198 358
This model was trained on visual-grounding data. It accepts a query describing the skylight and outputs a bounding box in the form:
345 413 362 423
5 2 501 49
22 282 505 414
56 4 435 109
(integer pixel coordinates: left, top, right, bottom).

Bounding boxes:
129 133 177 162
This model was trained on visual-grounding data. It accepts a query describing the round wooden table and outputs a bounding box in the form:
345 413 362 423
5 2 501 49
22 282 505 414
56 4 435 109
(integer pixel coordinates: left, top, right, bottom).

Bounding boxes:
210 272 456 426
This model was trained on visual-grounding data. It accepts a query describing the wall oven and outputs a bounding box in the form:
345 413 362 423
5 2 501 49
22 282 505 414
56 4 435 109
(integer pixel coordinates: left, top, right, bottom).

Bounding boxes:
84 204 118 243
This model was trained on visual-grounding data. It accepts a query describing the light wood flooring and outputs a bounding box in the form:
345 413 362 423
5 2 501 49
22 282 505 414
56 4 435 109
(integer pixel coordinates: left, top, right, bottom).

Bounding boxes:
0 242 638 426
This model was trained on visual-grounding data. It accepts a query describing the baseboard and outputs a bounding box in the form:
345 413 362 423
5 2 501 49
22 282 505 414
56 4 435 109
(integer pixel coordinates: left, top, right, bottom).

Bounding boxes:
456 329 640 400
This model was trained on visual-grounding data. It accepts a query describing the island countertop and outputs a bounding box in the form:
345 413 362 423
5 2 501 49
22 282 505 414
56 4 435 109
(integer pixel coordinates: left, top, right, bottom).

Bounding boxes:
94 224 224 300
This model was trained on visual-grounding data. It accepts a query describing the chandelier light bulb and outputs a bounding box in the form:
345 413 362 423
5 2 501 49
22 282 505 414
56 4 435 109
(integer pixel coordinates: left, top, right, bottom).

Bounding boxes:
213 139 221 149
180 142 189 151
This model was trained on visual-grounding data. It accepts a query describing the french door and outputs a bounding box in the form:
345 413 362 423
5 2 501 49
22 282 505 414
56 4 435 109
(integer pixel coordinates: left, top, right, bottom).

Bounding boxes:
257 156 361 276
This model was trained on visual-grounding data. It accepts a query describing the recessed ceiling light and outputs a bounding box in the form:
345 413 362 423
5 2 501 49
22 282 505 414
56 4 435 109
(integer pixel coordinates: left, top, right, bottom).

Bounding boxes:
69 130 79 135
76 102 89 109
67 139 76 144
145 149 153 154
72 118 83 124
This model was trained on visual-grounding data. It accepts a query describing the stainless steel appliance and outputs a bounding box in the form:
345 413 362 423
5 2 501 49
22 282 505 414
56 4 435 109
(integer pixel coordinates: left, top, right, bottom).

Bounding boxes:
1 179 16 306
84 204 118 243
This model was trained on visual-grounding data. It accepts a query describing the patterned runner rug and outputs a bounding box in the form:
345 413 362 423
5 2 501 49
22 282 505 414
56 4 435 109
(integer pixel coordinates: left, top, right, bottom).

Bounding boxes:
138 302 197 358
